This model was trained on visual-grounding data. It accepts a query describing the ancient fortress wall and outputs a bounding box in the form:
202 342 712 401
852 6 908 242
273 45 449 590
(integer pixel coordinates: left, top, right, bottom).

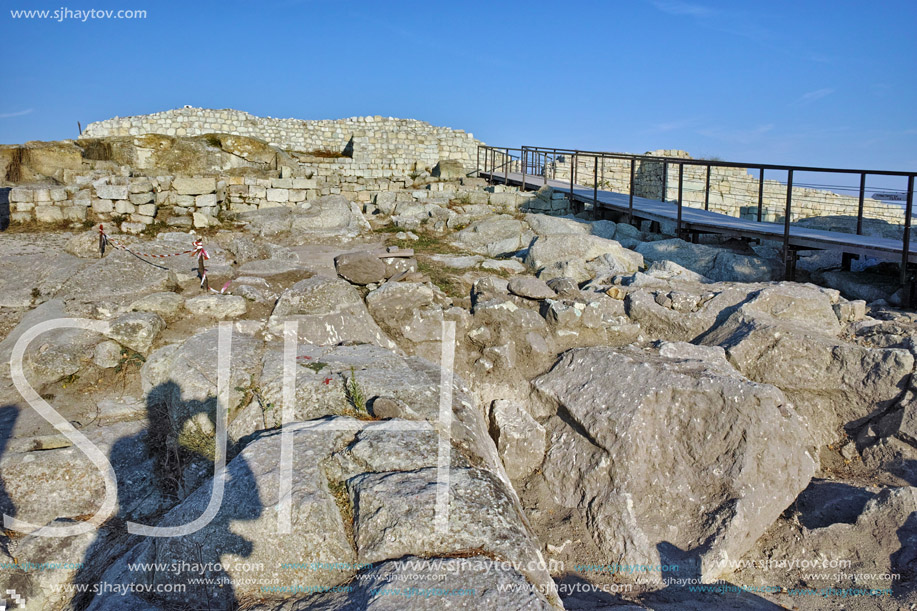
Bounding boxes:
80 108 482 172
550 150 906 225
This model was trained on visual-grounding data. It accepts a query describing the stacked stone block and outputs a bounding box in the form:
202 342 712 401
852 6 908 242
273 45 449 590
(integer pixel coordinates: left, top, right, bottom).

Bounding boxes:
80 108 482 174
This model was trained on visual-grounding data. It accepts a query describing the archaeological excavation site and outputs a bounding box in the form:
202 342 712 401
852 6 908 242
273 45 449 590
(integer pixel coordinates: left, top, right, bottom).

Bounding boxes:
0 106 915 611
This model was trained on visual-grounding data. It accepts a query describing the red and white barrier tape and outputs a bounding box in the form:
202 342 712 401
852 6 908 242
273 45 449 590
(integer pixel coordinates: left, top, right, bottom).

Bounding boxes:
98 224 194 258
98 224 231 294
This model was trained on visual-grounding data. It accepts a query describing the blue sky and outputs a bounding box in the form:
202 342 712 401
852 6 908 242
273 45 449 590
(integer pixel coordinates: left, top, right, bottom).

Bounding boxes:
2 0 915 172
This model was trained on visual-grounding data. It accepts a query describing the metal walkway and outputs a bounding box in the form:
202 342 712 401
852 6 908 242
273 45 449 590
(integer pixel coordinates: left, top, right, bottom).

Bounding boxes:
480 170 917 268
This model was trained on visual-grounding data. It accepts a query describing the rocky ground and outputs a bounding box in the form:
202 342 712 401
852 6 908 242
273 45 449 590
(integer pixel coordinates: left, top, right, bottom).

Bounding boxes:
0 181 915 610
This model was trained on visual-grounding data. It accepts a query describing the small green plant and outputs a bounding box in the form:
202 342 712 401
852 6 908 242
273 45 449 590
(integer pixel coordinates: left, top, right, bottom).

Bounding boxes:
30 287 41 301
61 373 79 388
235 379 275 428
345 366 367 413
115 348 145 373
140 220 168 236
302 361 328 373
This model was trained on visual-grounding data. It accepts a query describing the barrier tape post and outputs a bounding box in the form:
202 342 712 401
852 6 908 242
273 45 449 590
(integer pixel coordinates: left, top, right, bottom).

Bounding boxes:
193 239 210 292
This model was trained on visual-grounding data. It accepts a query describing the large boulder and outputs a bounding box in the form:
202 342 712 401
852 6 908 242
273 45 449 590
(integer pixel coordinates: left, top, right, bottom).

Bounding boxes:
267 276 397 350
250 556 556 610
636 238 781 283
0 249 88 308
140 327 264 452
84 425 357 610
532 343 817 582
289 194 371 239
56 250 177 303
364 282 445 358
624 281 842 343
449 215 534 257
489 399 547 481
735 486 917 593
700 308 914 444
432 159 467 179
105 311 166 354
184 294 248 319
128 291 185 322
525 234 642 282
334 251 387 285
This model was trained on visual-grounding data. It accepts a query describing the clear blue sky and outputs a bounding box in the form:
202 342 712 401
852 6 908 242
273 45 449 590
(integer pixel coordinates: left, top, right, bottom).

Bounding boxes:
2 0 915 172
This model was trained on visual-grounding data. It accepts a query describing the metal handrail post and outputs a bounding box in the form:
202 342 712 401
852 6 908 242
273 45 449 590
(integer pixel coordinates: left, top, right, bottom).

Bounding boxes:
593 156 599 210
757 167 765 222
569 153 575 204
628 157 635 224
856 173 866 235
661 161 668 202
901 175 914 291
704 164 711 211
521 148 527 190
783 170 794 278
677 162 684 236
504 148 510 186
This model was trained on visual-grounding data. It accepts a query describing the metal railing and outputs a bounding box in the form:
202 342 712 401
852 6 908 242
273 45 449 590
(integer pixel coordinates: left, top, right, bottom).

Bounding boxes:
476 144 917 287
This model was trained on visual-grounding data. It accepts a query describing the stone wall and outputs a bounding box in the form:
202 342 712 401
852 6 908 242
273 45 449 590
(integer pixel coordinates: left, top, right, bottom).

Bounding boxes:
550 150 906 225
6 168 533 234
80 108 482 173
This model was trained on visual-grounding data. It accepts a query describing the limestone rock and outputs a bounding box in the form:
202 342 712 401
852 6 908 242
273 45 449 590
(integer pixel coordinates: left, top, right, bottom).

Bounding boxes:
268 276 397 350
105 311 166 354
365 282 443 357
450 215 533 257
289 194 371 239
65 228 108 258
0 250 88 308
57 250 176 303
508 276 556 300
489 399 546 480
93 339 122 368
743 486 917 590
140 327 264 448
128 291 184 321
701 306 913 443
525 234 642 283
349 467 557 601
172 176 216 195
432 159 466 179
533 343 817 582
252 556 556 610
334 251 387 285
636 238 781 283
184 294 248 319
84 426 356 610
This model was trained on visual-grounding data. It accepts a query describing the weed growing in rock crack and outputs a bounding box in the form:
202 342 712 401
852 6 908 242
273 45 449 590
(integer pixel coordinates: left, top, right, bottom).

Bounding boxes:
323 468 356 549
301 361 328 373
61 373 79 389
417 260 465 299
115 348 145 373
114 348 145 393
345 366 367 414
235 379 275 428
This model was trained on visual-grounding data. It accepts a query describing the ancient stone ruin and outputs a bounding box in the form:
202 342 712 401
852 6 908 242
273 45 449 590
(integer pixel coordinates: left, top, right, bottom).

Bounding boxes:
0 108 914 610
